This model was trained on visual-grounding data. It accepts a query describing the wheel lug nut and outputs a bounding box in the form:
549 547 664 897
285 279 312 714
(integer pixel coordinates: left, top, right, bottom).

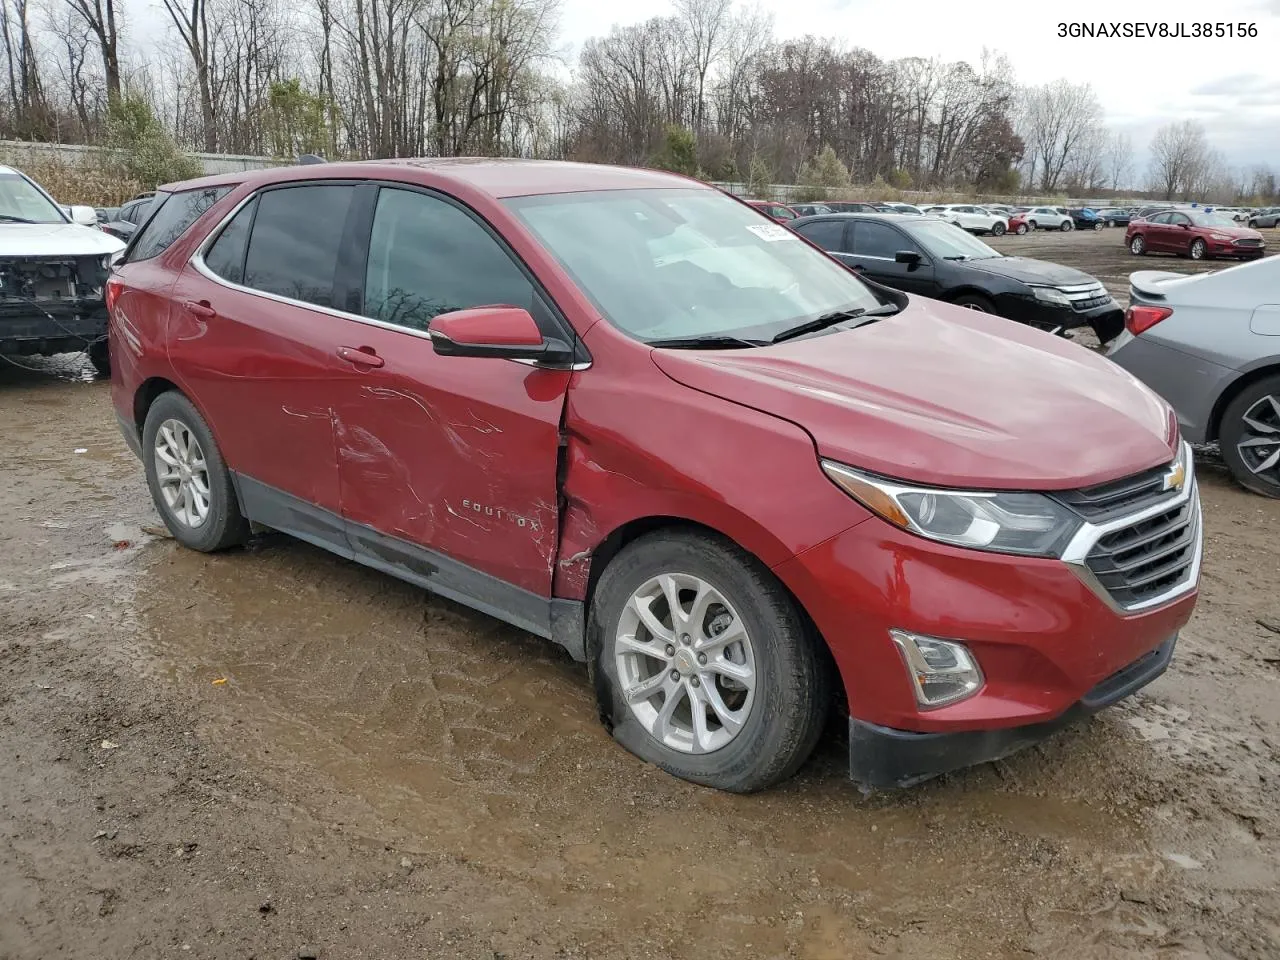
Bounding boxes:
680 634 691 645
670 670 680 682
697 653 707 665
665 645 675 657
690 677 700 687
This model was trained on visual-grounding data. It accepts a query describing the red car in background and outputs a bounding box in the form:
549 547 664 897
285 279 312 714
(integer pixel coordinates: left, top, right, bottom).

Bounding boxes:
1126 209 1266 261
107 160 1199 793
746 199 798 223
1007 211 1031 235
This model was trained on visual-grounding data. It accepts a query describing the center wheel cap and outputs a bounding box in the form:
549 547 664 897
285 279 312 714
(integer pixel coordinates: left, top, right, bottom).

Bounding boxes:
674 648 698 676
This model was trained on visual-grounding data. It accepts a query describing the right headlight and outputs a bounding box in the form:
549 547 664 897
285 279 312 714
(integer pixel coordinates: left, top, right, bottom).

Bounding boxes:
821 461 1082 557
1031 286 1071 306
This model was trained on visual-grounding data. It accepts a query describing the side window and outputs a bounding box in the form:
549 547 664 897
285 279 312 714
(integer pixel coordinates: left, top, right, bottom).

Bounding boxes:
1149 212 1171 225
853 222 911 259
242 185 354 308
1169 213 1189 226
203 197 256 285
363 187 534 332
127 186 231 262
794 219 847 252
771 205 796 220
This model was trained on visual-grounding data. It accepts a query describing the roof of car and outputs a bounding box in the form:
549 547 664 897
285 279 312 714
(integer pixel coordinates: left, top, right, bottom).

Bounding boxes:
162 158 699 200
792 212 933 224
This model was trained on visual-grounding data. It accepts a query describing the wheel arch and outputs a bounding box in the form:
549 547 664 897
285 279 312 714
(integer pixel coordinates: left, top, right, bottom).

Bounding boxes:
1206 362 1280 442
577 515 841 700
133 376 183 432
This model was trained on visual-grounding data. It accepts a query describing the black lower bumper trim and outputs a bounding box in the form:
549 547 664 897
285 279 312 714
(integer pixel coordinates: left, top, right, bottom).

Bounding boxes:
849 634 1177 789
116 411 142 459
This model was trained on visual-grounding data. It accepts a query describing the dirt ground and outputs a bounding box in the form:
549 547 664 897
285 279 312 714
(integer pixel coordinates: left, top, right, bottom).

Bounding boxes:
2 231 1278 960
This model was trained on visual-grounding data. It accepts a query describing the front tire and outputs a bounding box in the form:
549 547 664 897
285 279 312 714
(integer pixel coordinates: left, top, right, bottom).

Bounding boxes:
1129 234 1146 255
142 391 250 552
1092 221 1103 231
1106 219 1115 227
1219 377 1280 498
1061 220 1074 232
990 221 1006 236
1248 220 1258 228
1189 238 1207 260
590 531 831 793
953 293 996 313
87 338 110 378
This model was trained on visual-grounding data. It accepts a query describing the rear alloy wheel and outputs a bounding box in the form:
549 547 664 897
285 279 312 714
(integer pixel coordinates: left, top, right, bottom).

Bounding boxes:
142 392 251 552
1092 221 1103 231
1189 238 1207 260
1129 234 1146 255
990 221 1006 236
1106 219 1115 227
590 531 830 792
1220 378 1280 497
1061 220 1074 232
1015 223 1029 235
1027 220 1038 231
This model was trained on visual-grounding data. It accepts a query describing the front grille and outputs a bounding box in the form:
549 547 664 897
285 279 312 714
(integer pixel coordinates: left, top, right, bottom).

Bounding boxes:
1234 238 1263 247
1083 495 1199 608
1054 463 1171 521
1055 281 1111 312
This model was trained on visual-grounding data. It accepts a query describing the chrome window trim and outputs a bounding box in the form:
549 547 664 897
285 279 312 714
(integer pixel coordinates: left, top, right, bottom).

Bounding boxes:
1060 441 1202 615
187 189 591 371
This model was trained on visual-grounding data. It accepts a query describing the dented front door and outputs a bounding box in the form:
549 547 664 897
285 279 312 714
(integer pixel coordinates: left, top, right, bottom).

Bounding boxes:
331 331 569 596
332 184 571 598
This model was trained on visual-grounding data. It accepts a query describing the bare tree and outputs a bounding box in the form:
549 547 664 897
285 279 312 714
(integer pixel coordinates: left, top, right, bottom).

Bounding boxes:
1147 120 1209 200
675 0 731 135
1103 130 1132 191
161 0 218 150
1019 79 1101 192
63 0 120 101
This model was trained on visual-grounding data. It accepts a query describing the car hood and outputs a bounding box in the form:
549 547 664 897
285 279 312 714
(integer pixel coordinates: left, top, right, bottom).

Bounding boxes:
1200 223 1262 239
956 256 1098 287
651 300 1175 490
0 222 125 257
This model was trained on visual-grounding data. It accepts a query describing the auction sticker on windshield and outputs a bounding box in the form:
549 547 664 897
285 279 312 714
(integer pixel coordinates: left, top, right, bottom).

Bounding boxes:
747 223 792 242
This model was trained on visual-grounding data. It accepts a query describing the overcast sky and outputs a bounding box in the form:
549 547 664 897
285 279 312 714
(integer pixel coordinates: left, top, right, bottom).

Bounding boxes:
555 0 1280 171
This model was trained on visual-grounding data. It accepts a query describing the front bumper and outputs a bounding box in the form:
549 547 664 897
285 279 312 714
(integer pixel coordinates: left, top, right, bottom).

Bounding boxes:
0 301 107 355
849 634 1176 787
997 292 1125 340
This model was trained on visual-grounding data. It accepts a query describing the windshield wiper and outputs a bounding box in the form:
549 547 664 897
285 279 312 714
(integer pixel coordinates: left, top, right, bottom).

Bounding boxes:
943 254 970 261
0 214 37 224
646 334 768 350
770 303 901 344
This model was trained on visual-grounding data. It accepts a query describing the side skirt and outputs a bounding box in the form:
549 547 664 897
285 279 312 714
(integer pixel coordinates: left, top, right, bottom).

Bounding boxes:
233 474 586 661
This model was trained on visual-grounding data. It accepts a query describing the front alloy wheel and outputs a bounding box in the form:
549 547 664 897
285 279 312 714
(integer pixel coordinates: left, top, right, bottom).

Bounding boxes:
991 221 1006 236
614 574 755 754
591 531 831 792
1190 238 1207 260
1061 220 1074 231
1224 389 1280 497
1130 234 1146 255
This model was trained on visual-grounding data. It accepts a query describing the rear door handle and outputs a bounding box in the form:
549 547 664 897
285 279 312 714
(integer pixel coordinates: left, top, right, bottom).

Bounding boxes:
337 346 384 368
184 300 216 319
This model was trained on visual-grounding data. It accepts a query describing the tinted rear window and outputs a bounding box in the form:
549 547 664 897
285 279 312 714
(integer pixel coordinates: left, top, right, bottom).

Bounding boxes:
203 197 256 285
242 185 354 308
794 219 846 252
127 187 231 262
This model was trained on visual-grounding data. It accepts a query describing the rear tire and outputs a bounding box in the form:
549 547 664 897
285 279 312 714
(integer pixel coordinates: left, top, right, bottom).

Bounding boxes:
1092 221 1103 231
590 530 831 793
142 391 250 552
1129 234 1146 255
1027 220 1038 231
1248 220 1258 228
1219 376 1280 498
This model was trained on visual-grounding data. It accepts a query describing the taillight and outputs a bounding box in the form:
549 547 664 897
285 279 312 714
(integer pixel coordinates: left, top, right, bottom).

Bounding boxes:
1125 304 1172 336
105 276 124 314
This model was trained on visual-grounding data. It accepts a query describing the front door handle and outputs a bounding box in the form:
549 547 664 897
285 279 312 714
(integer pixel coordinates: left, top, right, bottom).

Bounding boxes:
184 300 216 319
337 346 384 368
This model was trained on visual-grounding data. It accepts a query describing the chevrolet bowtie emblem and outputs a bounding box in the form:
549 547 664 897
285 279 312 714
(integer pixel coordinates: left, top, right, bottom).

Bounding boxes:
1162 460 1186 493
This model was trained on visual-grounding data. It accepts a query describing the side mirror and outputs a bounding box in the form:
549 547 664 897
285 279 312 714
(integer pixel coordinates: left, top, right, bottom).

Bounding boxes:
428 306 574 365
69 204 98 226
894 250 923 265
1179 222 1191 230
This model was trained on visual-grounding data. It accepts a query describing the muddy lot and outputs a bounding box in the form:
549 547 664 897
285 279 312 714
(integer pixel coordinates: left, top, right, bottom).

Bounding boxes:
2 231 1278 960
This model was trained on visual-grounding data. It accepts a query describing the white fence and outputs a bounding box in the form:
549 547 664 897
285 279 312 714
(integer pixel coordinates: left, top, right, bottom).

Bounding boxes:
0 139 286 175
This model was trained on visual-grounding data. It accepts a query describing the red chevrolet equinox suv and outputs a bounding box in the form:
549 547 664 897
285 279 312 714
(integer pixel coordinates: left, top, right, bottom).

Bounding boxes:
108 160 1202 792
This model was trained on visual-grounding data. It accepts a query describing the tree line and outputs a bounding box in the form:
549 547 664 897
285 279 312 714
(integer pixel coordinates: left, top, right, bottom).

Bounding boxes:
0 0 1274 203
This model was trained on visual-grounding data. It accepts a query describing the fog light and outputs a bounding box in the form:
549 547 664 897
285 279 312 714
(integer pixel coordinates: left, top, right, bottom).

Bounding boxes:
890 630 984 708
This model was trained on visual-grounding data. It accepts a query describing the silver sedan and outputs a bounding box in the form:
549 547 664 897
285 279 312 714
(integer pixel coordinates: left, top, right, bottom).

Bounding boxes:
1108 255 1280 497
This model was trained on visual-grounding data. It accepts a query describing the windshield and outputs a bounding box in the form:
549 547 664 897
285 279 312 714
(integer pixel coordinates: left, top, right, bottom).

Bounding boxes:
1188 211 1236 228
908 220 1001 260
506 188 882 343
0 172 67 223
